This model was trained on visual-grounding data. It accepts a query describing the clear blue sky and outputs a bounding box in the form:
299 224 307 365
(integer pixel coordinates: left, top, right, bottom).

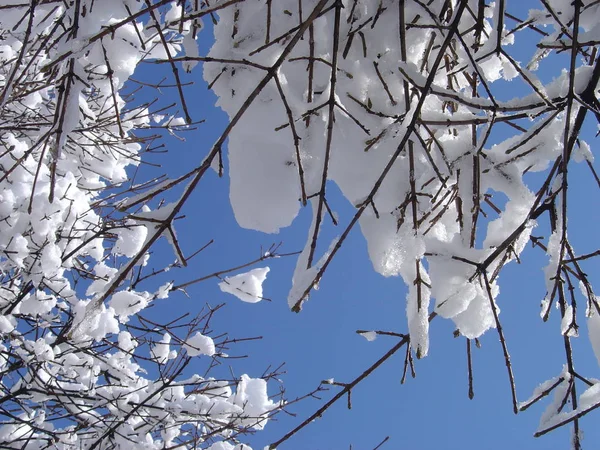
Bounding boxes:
129 7 600 449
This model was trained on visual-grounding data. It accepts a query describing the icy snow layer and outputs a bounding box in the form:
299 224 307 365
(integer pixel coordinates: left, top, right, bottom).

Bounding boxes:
205 0 600 359
588 305 600 367
0 1 277 448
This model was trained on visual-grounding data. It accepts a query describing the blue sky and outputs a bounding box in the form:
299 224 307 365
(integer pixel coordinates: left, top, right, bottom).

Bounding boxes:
128 6 600 449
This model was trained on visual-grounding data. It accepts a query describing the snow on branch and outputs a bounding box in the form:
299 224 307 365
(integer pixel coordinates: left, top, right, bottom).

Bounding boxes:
1 0 600 448
204 0 600 447
0 1 292 449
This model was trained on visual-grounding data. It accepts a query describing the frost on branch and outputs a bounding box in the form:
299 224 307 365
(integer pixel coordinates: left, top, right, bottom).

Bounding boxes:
0 1 284 449
204 0 600 445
